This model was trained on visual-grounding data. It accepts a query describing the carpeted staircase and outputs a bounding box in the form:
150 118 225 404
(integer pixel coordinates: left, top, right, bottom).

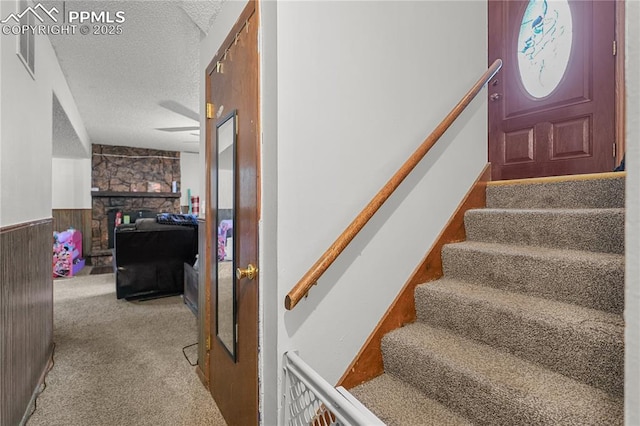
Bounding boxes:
351 173 625 425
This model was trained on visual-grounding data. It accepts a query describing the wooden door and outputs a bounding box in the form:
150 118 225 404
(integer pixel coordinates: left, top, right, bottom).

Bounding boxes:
489 0 616 180
205 2 259 425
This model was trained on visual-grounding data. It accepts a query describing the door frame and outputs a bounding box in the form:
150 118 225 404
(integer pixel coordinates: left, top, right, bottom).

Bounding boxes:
615 0 625 166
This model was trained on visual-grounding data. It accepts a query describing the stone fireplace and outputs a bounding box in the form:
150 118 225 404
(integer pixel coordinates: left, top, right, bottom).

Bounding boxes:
91 145 181 266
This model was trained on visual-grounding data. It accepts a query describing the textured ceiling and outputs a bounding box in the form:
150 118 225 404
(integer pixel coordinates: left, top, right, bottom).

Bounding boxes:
52 93 89 158
47 0 224 155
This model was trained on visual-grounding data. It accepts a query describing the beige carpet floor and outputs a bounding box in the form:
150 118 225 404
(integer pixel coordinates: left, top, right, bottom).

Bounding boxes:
27 272 227 426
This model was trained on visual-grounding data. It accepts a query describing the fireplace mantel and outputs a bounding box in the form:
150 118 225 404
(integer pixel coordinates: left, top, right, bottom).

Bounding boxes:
91 191 181 198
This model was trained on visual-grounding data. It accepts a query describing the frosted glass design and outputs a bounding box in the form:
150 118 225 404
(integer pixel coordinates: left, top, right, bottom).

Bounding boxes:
517 0 573 98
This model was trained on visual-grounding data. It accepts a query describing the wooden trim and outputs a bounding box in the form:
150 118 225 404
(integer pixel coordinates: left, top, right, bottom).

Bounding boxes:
203 66 213 384
487 171 626 187
195 365 209 390
0 218 52 234
337 165 491 389
615 0 625 166
256 0 263 222
196 218 208 388
285 60 503 311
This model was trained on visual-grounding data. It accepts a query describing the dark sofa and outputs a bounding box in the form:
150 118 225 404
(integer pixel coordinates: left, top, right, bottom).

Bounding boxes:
114 218 198 300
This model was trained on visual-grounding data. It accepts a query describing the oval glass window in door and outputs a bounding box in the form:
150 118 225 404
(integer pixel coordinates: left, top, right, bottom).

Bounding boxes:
517 0 573 98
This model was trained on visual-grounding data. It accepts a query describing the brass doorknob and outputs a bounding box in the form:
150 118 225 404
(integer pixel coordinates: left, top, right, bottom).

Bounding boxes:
236 264 258 280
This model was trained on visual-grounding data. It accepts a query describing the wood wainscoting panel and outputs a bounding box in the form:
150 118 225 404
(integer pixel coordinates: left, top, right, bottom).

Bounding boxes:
196 217 209 388
52 209 92 259
0 219 54 425
338 165 491 389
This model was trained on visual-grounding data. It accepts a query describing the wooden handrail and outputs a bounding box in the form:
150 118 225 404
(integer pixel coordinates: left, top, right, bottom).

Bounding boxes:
285 59 503 310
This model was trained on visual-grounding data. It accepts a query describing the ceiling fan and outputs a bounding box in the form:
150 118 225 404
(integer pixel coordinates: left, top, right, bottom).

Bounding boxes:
157 100 200 134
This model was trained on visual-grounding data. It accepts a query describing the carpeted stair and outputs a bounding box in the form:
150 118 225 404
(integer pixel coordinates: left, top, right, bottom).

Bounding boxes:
351 173 625 425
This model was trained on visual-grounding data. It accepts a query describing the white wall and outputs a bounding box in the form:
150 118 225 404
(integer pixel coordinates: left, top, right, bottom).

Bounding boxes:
262 1 488 423
626 0 640 423
0 1 89 226
259 1 279 424
51 158 91 209
180 152 202 207
0 12 51 225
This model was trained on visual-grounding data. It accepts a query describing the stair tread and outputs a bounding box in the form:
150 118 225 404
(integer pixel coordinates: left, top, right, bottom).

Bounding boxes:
486 174 625 209
384 323 623 424
445 240 624 262
419 279 624 331
441 241 624 315
350 373 472 426
464 207 624 254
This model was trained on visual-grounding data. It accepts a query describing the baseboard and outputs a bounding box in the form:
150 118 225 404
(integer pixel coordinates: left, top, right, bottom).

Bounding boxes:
337 164 491 389
19 343 55 426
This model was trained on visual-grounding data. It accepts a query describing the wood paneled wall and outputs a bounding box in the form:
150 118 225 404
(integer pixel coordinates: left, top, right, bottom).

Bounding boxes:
196 218 208 387
0 219 54 425
52 209 92 259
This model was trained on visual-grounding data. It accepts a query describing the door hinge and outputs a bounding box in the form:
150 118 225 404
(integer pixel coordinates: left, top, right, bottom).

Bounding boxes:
613 40 617 56
206 103 215 119
613 142 617 158
206 335 212 351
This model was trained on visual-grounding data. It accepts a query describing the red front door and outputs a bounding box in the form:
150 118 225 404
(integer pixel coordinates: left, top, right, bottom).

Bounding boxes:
488 0 617 180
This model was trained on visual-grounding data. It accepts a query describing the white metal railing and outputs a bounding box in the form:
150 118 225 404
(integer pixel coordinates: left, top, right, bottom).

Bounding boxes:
282 351 385 426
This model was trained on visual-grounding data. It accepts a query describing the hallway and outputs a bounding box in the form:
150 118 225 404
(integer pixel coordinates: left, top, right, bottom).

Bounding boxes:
27 272 226 426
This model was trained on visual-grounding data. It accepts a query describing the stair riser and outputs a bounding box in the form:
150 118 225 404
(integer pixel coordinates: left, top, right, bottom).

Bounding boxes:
464 209 624 254
487 178 625 209
381 335 544 425
381 334 615 425
415 287 624 397
442 244 624 314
